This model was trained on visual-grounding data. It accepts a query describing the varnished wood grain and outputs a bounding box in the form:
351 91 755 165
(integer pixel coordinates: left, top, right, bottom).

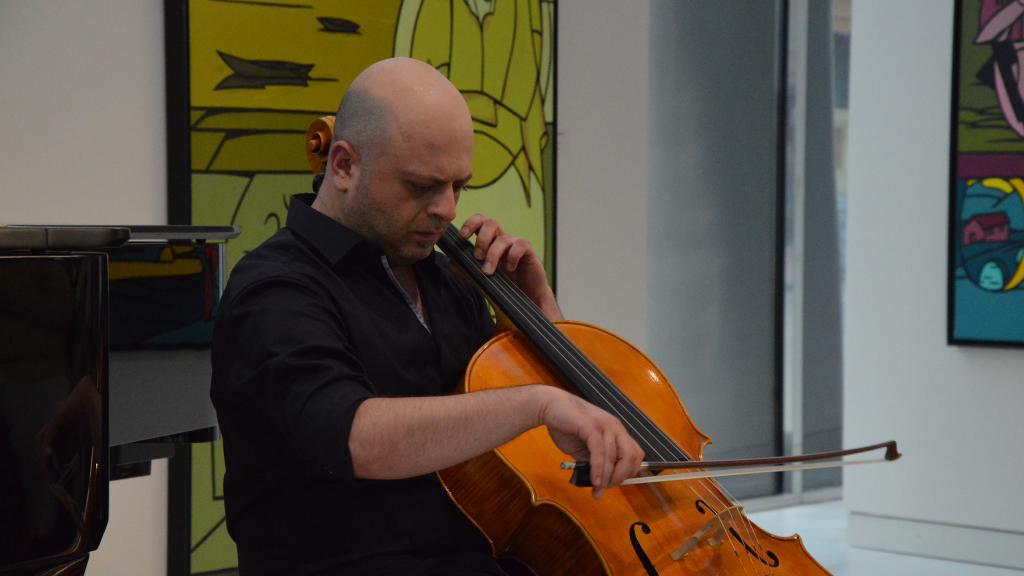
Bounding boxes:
439 321 830 575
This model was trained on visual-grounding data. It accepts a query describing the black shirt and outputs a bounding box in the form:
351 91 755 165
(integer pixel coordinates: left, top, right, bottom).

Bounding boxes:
210 193 499 575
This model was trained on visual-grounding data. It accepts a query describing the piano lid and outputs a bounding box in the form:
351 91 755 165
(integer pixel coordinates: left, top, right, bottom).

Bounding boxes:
0 225 129 251
123 225 239 243
0 224 240 249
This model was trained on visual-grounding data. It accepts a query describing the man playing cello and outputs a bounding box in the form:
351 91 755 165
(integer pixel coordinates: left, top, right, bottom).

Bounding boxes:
211 57 644 575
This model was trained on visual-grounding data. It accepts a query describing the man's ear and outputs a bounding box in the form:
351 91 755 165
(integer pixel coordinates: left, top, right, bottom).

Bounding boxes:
329 140 359 192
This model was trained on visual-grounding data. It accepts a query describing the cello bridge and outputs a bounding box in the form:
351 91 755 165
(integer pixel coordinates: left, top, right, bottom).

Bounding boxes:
671 505 745 563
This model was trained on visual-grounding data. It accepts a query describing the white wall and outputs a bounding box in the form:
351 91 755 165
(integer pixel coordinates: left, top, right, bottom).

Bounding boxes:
0 2 168 574
0 1 167 225
89 460 169 575
556 0 650 348
845 0 1024 568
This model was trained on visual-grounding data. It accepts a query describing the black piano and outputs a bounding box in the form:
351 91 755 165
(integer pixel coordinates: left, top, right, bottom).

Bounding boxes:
0 225 237 575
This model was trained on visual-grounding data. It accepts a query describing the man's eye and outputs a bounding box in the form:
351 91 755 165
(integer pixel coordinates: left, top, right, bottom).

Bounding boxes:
411 183 434 193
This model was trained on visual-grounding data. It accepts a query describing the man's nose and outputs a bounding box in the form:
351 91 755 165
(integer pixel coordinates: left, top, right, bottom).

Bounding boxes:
429 184 458 222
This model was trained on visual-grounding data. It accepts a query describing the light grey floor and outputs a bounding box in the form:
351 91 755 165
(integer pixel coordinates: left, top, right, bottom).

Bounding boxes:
748 501 1021 575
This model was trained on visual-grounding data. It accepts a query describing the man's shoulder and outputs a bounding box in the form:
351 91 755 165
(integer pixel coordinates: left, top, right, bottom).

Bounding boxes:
223 228 323 302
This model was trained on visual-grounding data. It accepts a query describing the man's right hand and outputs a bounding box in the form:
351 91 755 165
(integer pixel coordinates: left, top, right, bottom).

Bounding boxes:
535 386 645 499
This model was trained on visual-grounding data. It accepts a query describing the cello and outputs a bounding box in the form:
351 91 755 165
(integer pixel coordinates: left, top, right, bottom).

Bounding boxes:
305 117 899 575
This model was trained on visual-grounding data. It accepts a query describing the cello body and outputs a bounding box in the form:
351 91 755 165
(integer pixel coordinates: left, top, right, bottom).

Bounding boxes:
439 321 830 576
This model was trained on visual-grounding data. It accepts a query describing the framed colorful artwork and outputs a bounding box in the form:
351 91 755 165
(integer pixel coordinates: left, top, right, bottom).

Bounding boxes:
949 0 1024 346
164 0 557 573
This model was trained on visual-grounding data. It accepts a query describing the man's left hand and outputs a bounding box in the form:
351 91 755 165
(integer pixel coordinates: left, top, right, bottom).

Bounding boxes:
459 214 563 321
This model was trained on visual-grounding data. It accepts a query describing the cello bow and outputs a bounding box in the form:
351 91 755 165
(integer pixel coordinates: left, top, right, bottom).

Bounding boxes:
563 440 901 486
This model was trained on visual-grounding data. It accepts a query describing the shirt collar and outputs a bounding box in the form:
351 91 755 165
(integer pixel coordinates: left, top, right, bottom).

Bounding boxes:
286 193 363 265
286 192 450 269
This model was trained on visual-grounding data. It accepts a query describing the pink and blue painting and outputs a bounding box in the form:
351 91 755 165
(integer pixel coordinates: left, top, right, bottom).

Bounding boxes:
950 0 1024 346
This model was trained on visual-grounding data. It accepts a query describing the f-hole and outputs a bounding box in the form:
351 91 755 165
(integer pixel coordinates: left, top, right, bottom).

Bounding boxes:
629 521 660 576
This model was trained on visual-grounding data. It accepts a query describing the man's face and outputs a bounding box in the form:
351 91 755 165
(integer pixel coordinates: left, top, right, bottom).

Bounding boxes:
345 118 474 266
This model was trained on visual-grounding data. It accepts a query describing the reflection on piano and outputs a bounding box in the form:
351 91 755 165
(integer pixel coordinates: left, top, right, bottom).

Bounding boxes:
0 225 236 575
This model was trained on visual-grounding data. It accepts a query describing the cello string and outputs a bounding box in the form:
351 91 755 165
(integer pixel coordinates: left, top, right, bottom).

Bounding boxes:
478 269 764 576
442 228 678 460
445 228 754 518
444 229 771 573
483 255 770 576
440 231 673 458
484 257 775 575
460 242 681 459
463 236 772 574
640 480 755 576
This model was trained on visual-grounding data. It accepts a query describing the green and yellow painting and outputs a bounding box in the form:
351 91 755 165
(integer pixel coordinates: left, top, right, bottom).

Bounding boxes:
176 0 556 572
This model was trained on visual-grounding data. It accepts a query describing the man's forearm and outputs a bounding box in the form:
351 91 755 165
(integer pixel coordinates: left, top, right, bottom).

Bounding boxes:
348 384 553 479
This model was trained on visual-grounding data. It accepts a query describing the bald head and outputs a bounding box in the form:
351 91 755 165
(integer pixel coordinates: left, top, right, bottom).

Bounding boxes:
332 58 472 163
315 59 474 262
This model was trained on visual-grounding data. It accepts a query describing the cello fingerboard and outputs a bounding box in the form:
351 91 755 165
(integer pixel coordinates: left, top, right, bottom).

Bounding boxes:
438 226 689 463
